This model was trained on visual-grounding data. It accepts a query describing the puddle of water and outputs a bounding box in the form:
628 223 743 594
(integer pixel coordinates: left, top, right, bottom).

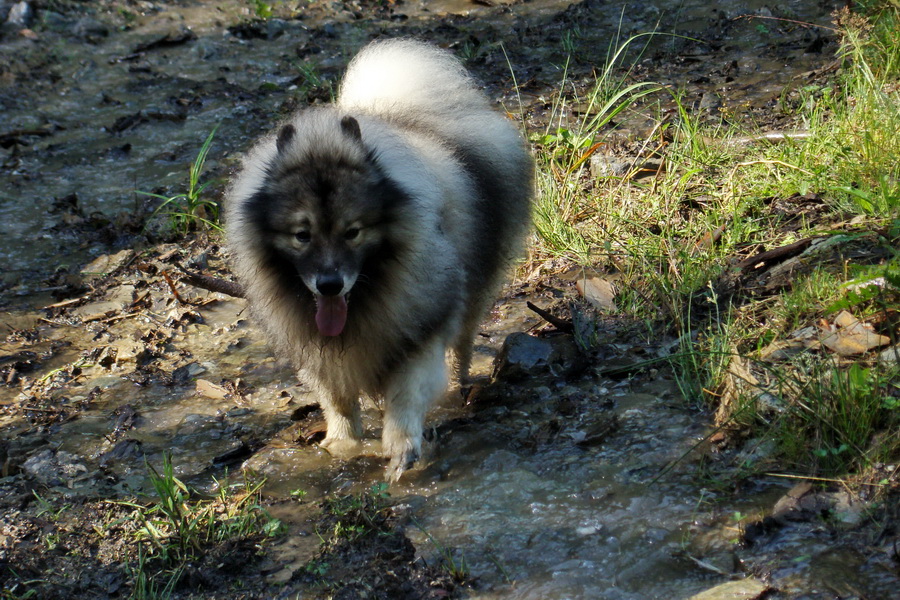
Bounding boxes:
396 387 717 599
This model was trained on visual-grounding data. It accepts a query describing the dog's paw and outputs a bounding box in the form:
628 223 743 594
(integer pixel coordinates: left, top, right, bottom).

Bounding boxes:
320 436 364 458
385 445 419 482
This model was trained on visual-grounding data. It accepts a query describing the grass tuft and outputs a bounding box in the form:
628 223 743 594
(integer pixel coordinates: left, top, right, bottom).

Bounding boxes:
140 126 222 235
116 455 282 596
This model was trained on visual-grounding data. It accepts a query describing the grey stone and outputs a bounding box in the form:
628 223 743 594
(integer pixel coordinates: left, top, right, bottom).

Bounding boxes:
23 449 88 486
72 16 109 42
38 10 68 31
492 332 583 382
878 344 900 365
6 1 32 28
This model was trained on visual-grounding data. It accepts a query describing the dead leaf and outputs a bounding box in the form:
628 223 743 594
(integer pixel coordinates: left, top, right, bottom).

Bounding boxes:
821 329 890 355
196 379 229 400
833 310 857 329
759 339 808 362
576 276 617 312
80 249 135 283
819 311 891 356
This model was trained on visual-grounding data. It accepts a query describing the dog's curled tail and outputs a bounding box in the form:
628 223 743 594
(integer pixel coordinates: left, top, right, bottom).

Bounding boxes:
337 38 489 116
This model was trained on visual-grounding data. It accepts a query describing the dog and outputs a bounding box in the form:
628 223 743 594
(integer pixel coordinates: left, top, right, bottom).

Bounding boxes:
225 38 533 481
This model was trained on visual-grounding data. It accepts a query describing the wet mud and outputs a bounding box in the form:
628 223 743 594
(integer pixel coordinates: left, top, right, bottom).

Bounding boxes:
2 0 898 598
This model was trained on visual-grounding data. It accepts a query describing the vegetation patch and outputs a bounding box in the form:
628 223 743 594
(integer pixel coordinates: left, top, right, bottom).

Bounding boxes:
530 3 900 492
283 483 468 599
0 457 284 599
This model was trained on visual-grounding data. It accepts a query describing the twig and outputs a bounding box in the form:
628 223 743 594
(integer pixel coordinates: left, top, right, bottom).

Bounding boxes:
162 270 188 305
736 236 819 271
43 295 90 310
174 264 246 298
525 301 574 333
679 552 736 578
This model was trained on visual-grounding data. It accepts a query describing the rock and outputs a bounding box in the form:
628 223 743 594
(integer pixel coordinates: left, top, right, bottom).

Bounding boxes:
771 482 820 522
698 92 722 114
492 332 583 382
111 339 148 364
830 490 865 526
687 579 767 600
38 10 68 31
878 344 900 365
572 415 619 447
99 439 144 467
172 361 206 385
72 16 109 43
22 449 88 486
71 300 122 322
5 1 32 28
590 153 629 178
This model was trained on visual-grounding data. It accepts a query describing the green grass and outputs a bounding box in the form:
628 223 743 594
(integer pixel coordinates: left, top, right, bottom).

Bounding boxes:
117 455 283 596
782 362 900 473
140 126 222 235
755 6 900 216
316 482 391 549
531 3 900 484
530 34 663 262
412 517 470 583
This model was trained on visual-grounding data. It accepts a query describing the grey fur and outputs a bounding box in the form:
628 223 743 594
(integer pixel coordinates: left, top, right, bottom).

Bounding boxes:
226 38 533 481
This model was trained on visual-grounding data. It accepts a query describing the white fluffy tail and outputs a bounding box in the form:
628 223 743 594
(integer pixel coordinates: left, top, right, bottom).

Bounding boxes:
337 39 489 116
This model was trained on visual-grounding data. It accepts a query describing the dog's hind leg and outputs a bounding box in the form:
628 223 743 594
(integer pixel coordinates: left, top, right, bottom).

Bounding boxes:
319 388 364 458
383 340 447 482
452 286 500 387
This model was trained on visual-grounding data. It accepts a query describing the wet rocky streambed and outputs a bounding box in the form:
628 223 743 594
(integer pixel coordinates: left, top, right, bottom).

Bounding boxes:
1 0 899 598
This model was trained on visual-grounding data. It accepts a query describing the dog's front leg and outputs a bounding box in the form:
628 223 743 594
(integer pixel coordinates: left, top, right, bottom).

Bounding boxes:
383 341 447 482
319 388 364 457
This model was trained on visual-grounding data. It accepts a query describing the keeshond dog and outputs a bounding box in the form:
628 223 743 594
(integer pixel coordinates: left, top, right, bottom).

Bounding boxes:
226 38 533 481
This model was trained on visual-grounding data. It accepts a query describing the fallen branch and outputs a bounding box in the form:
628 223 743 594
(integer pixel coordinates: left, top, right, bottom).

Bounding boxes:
737 236 819 272
175 264 245 298
526 301 574 333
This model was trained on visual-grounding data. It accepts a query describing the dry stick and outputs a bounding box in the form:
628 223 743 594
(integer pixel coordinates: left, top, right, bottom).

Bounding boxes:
174 263 246 298
525 301 575 333
162 270 188 305
736 236 820 271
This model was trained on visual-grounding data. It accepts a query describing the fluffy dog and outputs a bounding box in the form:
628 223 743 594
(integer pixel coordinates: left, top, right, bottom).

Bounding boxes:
226 39 533 481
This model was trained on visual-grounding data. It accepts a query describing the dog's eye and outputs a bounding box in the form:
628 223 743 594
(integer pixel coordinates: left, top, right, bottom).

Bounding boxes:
344 227 361 241
295 230 311 243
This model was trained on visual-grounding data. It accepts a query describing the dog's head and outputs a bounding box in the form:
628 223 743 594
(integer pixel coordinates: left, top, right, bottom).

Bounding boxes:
252 114 401 336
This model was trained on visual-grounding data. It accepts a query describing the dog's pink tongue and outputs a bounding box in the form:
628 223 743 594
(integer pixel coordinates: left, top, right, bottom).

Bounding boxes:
315 296 348 336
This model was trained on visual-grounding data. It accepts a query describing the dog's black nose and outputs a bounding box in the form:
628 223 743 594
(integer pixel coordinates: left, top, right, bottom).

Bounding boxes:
316 273 344 296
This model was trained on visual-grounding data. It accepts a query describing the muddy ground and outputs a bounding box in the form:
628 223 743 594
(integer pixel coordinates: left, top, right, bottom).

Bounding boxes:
1 0 898 599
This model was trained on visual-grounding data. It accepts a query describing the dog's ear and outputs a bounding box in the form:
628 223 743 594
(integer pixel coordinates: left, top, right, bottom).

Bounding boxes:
276 124 296 154
340 116 362 142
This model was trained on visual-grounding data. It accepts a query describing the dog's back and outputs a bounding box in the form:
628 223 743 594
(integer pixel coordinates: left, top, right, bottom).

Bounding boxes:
338 39 533 377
